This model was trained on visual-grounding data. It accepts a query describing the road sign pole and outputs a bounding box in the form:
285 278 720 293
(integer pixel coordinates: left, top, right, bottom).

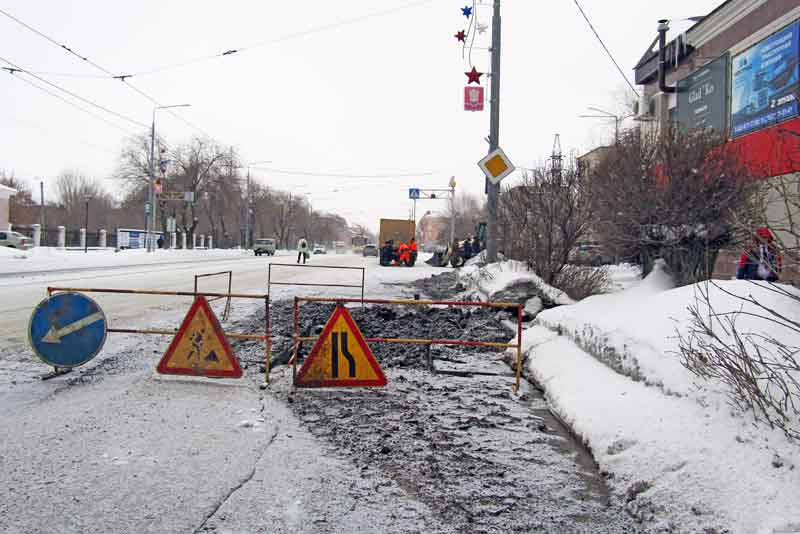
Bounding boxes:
486 0 502 263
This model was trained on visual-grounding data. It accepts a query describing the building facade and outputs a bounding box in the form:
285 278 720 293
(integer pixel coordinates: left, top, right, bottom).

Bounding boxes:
634 0 800 280
0 184 17 231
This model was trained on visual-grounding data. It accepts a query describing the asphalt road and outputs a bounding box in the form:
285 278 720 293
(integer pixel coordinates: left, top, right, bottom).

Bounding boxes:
0 252 632 533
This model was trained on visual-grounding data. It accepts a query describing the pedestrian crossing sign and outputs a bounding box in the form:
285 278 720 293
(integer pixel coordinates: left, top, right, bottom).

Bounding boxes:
157 296 242 378
295 306 386 388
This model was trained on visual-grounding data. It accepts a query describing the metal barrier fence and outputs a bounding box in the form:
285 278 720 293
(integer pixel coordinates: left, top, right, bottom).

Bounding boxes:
292 296 524 391
46 287 273 382
194 271 232 321
267 263 366 301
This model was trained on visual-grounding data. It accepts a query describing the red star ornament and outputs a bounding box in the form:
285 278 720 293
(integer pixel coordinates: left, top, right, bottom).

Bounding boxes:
455 30 466 42
465 66 483 84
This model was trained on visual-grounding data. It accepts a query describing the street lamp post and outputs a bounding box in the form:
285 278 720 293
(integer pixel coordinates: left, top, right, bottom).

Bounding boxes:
147 103 191 252
84 196 90 253
579 107 634 144
244 160 271 250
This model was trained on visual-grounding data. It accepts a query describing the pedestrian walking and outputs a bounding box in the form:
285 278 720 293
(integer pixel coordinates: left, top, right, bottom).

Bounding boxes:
297 237 309 264
736 227 782 282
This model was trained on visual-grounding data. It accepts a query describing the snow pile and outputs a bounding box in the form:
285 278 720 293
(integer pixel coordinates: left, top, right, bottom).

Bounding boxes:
0 246 255 274
524 261 800 533
0 246 29 259
456 259 574 305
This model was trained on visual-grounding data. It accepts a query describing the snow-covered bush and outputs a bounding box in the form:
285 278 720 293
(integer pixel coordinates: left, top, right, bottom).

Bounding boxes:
554 265 610 301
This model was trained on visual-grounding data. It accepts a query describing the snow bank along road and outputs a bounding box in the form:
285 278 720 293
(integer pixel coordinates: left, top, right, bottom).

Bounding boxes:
0 251 631 533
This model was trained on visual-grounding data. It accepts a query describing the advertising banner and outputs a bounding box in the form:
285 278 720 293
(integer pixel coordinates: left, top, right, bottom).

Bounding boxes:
676 54 728 132
731 21 800 138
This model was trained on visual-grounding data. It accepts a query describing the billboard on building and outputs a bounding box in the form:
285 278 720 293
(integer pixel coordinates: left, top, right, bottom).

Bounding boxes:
676 54 728 132
731 20 800 138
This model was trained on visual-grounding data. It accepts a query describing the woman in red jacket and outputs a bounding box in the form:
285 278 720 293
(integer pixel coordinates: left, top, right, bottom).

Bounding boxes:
736 227 782 282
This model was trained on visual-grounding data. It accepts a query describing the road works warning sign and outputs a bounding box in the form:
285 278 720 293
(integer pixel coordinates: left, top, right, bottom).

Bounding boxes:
157 296 242 378
295 306 386 388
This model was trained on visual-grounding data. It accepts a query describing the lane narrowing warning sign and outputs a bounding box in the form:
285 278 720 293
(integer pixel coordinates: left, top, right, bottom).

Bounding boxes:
295 306 386 387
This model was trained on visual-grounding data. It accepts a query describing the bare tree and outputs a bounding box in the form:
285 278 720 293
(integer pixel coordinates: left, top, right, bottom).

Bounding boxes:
499 162 593 285
55 171 115 228
591 125 758 286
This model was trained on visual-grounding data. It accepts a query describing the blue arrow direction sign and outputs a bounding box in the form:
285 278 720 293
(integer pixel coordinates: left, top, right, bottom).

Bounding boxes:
409 188 420 199
28 292 107 368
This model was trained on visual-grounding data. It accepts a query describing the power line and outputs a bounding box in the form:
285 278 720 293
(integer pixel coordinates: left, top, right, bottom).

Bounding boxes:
1 112 119 154
0 8 210 138
1 0 435 80
572 0 640 97
249 167 436 179
0 56 149 128
1 69 139 135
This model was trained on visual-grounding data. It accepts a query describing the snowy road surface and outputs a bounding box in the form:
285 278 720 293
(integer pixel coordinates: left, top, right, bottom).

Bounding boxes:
0 250 630 533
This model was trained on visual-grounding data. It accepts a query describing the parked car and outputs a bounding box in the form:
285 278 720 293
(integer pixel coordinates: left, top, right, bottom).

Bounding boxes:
313 245 326 255
0 230 32 249
569 242 613 266
362 244 379 257
253 238 277 256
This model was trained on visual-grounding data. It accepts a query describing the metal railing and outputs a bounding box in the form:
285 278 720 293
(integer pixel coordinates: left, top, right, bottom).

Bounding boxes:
292 296 524 391
193 270 232 320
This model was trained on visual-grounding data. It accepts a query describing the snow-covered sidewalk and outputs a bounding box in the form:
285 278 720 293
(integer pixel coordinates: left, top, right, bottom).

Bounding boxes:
455 259 800 533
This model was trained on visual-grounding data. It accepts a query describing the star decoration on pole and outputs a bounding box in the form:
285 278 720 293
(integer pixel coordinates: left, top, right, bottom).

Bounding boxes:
462 6 473 18
476 22 488 34
465 66 483 84
455 30 466 42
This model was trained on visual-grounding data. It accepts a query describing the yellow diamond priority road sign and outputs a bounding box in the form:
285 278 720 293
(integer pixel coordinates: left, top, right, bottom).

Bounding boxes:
478 147 515 185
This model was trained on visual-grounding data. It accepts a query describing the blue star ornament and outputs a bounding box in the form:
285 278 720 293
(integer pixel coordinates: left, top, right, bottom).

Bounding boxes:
462 6 473 18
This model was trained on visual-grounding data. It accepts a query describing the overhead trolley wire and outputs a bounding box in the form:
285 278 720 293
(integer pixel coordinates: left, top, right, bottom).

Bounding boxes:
572 0 639 97
1 68 140 135
1 0 434 80
0 55 148 128
0 8 211 138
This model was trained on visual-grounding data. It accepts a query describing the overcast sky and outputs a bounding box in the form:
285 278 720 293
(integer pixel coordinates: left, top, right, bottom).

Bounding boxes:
1 0 721 232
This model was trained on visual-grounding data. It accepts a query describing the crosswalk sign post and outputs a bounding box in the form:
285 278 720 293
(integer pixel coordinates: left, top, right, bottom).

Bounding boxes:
295 305 386 388
157 296 242 378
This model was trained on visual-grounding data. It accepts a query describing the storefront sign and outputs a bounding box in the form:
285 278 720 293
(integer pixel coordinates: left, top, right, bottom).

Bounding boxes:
731 21 800 138
677 54 728 132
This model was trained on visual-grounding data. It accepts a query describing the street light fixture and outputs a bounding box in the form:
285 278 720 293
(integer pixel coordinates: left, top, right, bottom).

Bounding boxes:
579 106 634 144
147 103 191 252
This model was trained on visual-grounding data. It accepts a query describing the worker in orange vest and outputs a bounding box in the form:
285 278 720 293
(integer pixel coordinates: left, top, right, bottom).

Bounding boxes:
409 238 418 266
398 241 411 266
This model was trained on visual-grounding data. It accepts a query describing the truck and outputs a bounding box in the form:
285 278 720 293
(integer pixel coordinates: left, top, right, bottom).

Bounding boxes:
378 219 416 246
378 219 416 266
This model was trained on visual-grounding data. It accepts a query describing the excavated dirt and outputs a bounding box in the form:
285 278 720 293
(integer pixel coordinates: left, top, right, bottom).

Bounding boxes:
227 280 641 533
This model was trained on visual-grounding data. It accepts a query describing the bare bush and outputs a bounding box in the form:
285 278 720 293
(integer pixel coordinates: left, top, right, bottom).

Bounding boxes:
678 281 800 441
591 125 758 286
498 163 593 285
555 265 610 301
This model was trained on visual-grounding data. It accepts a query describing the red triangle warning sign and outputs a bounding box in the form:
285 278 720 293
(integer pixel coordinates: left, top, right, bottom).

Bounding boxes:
157 296 243 378
295 306 386 388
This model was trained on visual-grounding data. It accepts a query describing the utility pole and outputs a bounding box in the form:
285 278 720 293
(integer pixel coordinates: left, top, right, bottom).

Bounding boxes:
39 181 45 236
245 167 251 250
486 0 502 262
449 176 456 245
147 118 156 252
